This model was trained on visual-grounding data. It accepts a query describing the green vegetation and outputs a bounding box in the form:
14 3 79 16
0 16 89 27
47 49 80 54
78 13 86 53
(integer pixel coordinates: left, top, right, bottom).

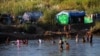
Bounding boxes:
91 21 100 34
0 0 100 34
0 0 100 15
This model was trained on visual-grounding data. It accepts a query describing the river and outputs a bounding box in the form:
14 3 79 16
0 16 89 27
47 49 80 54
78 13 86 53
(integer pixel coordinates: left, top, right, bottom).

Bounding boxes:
0 35 100 56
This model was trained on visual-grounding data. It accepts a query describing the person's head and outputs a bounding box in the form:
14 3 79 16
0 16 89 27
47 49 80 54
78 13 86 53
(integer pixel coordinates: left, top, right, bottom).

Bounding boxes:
66 43 69 45
60 37 62 40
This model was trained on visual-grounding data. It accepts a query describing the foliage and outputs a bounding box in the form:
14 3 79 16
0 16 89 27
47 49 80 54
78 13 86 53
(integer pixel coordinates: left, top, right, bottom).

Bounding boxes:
0 0 100 15
0 0 100 32
92 21 100 32
37 9 59 30
22 23 36 34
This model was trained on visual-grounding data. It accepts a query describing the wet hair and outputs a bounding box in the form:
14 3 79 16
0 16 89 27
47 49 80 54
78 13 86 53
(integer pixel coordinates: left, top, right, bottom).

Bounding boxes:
66 43 69 45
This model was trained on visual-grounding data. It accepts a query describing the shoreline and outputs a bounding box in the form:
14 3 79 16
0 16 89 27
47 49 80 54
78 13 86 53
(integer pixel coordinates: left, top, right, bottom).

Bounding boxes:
0 32 100 44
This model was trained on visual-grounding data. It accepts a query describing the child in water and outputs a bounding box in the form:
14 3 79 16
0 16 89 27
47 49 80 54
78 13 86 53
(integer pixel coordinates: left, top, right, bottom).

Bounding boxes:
66 42 70 50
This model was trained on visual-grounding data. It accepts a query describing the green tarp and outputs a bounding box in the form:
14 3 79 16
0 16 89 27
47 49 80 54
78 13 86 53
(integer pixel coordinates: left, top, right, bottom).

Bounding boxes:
84 17 93 24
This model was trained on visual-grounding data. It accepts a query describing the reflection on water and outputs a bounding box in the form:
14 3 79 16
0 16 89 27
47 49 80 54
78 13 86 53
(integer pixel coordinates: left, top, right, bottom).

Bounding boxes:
0 36 100 56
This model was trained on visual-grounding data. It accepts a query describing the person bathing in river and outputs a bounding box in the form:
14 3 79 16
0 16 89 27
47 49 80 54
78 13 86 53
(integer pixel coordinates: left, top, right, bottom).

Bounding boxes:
86 31 93 43
38 39 42 44
5 37 10 44
86 31 89 42
16 39 20 47
75 34 79 43
23 39 28 44
82 37 86 43
59 38 64 51
66 42 70 50
89 33 93 43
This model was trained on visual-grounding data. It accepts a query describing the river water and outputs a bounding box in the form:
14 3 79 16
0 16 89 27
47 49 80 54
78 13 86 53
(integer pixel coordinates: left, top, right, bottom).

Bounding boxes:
0 35 100 56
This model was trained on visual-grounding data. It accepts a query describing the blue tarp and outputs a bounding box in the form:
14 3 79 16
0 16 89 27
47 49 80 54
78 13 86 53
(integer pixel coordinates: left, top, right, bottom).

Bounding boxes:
22 11 43 22
69 11 85 17
56 10 85 18
30 11 43 20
